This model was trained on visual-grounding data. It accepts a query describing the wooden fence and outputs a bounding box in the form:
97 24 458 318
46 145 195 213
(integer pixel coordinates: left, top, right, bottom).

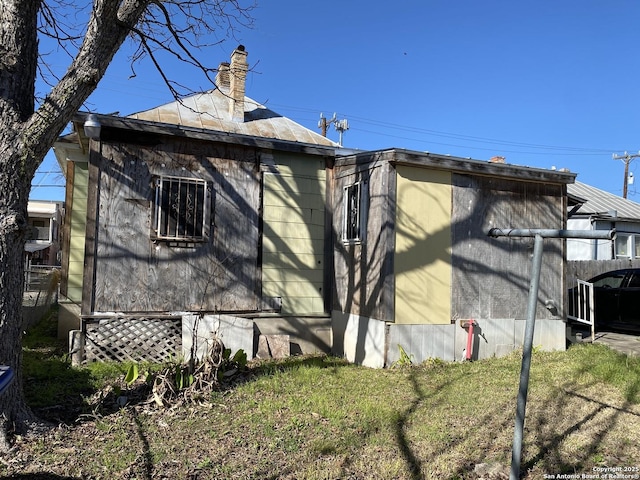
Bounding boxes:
567 259 640 288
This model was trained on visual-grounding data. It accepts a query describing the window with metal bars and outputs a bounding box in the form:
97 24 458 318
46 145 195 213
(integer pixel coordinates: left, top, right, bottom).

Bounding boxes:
343 182 363 243
153 176 211 241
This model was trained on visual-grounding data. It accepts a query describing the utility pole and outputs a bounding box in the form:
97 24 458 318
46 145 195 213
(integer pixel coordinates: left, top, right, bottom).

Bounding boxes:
613 151 640 198
318 113 335 137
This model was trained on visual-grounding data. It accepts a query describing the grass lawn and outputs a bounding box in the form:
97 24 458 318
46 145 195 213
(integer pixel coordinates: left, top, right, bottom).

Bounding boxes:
3 309 640 479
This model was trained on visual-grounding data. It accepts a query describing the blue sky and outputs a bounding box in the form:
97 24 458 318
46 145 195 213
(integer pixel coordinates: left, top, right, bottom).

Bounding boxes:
31 1 640 202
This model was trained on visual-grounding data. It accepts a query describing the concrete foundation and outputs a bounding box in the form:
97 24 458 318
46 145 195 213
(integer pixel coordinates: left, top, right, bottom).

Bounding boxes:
333 311 567 367
57 296 81 341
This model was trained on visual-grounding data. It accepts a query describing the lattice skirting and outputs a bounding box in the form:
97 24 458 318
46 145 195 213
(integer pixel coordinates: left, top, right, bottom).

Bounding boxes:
83 316 182 363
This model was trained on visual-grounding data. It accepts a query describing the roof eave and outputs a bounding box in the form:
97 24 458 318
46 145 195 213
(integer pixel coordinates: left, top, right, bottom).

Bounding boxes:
71 112 337 157
337 148 576 184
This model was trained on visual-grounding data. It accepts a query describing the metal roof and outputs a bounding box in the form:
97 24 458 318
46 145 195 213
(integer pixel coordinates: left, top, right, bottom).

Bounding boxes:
568 181 640 220
127 90 339 148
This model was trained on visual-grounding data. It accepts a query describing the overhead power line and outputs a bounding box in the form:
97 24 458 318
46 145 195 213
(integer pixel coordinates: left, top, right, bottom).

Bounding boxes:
267 102 619 156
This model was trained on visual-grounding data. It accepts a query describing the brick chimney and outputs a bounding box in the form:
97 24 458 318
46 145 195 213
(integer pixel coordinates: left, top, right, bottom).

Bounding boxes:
229 45 248 122
216 62 230 93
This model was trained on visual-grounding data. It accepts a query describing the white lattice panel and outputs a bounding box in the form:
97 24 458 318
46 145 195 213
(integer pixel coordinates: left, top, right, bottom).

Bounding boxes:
84 317 182 363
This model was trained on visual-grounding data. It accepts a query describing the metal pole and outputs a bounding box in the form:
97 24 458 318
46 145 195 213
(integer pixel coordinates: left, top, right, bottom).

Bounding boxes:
510 233 544 480
487 227 615 479
488 228 615 240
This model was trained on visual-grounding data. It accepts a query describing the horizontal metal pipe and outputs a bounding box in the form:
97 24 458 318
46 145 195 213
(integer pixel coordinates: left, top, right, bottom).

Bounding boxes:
487 228 615 240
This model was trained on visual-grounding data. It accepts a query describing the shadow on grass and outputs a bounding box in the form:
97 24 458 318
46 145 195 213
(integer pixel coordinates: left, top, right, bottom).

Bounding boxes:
521 375 640 476
25 311 640 479
0 475 81 480
394 369 429 480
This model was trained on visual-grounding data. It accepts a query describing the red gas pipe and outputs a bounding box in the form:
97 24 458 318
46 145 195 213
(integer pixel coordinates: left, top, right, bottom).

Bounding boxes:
460 319 476 361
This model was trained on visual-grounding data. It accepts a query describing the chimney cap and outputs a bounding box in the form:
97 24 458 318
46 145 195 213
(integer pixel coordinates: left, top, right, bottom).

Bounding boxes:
236 44 245 51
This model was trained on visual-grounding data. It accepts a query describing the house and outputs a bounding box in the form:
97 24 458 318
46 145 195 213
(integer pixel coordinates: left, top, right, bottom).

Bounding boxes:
330 149 576 367
54 46 339 363
567 181 640 261
25 200 63 268
53 46 579 367
565 181 640 290
23 200 63 328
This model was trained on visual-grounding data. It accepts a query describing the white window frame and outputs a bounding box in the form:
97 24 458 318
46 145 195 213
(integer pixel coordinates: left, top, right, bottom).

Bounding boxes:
615 234 630 258
342 181 367 244
614 233 640 259
153 176 211 242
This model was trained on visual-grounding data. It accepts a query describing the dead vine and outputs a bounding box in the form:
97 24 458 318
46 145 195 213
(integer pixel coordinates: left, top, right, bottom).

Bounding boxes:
87 335 249 414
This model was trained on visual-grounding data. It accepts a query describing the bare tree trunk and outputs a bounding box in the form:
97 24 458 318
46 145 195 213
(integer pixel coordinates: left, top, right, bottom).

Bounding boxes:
0 0 250 449
0 0 43 448
0 1 150 447
0 167 36 450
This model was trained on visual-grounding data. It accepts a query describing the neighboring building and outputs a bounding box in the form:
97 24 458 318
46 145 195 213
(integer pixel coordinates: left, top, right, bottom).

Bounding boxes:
567 181 640 261
331 149 575 367
54 46 339 363
24 200 63 327
25 200 63 267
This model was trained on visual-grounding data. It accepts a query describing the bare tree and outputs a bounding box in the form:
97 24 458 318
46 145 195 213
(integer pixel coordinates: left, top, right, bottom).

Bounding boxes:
0 0 253 449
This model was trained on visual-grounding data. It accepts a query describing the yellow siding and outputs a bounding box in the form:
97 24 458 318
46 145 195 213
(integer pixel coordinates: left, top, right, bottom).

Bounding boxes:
262 154 326 315
262 252 323 270
394 166 452 324
67 162 88 303
263 267 324 284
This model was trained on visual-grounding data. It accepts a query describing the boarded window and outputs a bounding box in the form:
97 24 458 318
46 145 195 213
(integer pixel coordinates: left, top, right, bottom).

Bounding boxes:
154 176 211 241
343 182 362 242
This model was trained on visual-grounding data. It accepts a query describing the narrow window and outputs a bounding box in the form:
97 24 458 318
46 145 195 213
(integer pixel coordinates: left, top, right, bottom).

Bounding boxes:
154 176 210 241
615 234 630 258
343 182 362 243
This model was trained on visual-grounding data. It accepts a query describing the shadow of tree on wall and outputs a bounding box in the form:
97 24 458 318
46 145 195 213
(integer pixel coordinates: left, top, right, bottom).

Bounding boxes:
84 135 334 355
91 138 261 313
331 152 566 365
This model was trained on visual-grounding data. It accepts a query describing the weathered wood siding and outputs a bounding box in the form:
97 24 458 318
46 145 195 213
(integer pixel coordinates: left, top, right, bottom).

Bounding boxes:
66 162 89 303
332 156 395 322
394 166 452 324
88 132 260 313
261 152 327 314
451 175 565 320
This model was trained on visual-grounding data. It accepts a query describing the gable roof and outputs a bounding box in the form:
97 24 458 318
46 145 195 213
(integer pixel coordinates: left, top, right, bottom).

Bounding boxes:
568 181 640 221
127 90 339 148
